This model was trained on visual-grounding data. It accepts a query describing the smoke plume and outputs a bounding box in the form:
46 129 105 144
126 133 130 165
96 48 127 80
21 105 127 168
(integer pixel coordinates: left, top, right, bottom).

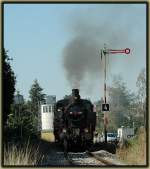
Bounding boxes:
63 34 103 89
62 6 143 93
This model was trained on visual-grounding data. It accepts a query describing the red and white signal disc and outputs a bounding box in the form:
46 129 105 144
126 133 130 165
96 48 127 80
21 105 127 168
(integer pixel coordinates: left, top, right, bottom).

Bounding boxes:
125 48 130 54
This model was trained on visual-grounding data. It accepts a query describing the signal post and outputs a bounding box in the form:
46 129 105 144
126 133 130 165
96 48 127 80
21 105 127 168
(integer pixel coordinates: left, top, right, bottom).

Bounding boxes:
100 45 130 143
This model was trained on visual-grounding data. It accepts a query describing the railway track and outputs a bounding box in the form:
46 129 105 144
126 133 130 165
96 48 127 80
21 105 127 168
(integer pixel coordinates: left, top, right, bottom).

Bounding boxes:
42 150 124 166
66 151 105 166
87 151 125 166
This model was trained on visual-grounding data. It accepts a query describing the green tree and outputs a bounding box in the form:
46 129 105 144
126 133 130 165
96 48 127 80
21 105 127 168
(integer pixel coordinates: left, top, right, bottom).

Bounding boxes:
108 75 135 130
3 48 16 126
29 80 45 133
6 102 38 142
29 79 45 114
136 68 146 127
136 68 146 101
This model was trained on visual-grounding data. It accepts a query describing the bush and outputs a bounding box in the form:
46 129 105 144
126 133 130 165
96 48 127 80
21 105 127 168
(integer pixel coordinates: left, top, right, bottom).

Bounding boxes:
116 128 146 165
6 108 38 142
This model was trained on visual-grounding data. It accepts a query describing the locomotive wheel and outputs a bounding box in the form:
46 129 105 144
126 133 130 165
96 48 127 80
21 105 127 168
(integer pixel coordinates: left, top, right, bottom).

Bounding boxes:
63 138 68 154
83 140 93 151
82 142 87 151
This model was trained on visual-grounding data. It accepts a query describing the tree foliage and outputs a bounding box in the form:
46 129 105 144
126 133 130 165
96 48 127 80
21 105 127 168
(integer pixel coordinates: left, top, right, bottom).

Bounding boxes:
95 72 146 133
6 103 38 142
29 80 45 134
29 79 45 115
136 68 146 102
108 75 135 130
3 48 16 126
136 68 146 127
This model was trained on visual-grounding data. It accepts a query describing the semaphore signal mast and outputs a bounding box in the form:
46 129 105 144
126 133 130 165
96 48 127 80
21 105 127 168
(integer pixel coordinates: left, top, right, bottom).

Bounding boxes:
100 44 131 143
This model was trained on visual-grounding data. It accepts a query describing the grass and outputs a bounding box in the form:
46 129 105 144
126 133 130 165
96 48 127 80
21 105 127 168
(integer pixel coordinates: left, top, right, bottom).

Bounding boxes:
4 140 44 166
116 127 146 165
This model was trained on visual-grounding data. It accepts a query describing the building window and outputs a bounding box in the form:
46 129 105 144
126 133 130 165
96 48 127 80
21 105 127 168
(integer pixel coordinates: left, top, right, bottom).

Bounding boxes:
52 105 54 112
49 106 51 112
45 106 48 113
43 106 45 113
42 105 54 113
43 106 48 113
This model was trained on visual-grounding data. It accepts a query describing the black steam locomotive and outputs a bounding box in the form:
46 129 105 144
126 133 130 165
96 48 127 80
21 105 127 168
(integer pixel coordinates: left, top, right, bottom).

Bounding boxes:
53 89 96 151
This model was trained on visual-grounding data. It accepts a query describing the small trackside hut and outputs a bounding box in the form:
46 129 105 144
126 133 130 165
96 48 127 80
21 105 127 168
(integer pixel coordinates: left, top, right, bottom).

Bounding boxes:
40 95 56 142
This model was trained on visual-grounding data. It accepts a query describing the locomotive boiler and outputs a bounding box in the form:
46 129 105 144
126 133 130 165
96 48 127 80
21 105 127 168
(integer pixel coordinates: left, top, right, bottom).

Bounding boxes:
53 89 96 151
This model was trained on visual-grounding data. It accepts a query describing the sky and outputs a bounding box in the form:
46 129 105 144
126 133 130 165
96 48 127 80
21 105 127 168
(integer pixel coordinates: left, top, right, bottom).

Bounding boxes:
4 3 146 102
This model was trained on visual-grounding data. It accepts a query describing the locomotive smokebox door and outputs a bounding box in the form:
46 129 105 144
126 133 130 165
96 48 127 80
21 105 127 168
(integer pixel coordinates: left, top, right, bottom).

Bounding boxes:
102 104 109 111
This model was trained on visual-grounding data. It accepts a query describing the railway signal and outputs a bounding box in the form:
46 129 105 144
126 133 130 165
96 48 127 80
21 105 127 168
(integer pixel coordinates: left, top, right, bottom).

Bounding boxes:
100 44 131 143
102 103 109 111
108 48 130 54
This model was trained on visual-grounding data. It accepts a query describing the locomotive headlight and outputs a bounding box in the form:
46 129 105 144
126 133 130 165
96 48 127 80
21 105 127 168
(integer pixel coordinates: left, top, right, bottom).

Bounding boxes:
57 109 61 112
62 128 66 133
78 112 82 115
84 128 88 133
70 112 73 115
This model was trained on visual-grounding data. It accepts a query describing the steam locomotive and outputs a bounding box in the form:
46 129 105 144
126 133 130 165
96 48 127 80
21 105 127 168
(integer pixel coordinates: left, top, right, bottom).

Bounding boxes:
53 89 96 151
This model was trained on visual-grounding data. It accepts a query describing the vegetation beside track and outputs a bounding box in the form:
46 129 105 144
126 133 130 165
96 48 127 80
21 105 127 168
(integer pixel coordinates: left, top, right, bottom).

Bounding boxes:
3 138 58 166
116 127 146 165
4 139 44 166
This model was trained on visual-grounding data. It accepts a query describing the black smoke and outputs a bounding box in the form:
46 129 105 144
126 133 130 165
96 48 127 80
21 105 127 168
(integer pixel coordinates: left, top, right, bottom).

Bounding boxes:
62 5 144 93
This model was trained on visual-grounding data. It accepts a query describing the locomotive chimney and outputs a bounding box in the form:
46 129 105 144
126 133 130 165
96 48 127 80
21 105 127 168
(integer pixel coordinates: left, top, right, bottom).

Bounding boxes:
72 89 79 97
72 89 80 101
